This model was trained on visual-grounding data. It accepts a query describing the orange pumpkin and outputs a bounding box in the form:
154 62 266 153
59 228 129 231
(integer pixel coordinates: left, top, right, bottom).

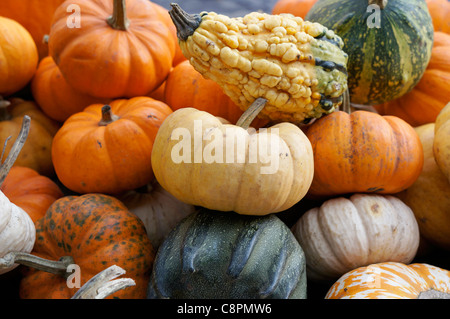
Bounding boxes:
164 61 268 128
0 97 60 177
305 110 424 198
51 97 172 195
427 0 450 33
0 16 38 96
48 0 176 99
0 0 64 60
150 1 186 66
374 32 450 127
31 56 110 123
19 193 154 299
326 262 450 299
272 0 318 18
0 166 63 223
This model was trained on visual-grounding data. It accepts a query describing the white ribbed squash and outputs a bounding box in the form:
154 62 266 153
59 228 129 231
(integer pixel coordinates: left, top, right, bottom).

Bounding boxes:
291 193 420 281
0 191 35 274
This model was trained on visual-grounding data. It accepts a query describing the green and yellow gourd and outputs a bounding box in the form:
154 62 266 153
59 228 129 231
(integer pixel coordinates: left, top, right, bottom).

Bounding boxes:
169 4 348 124
306 0 434 105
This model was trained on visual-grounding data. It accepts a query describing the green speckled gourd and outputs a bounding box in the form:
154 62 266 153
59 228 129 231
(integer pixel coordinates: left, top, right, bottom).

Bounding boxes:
169 3 348 124
306 0 434 105
148 209 307 299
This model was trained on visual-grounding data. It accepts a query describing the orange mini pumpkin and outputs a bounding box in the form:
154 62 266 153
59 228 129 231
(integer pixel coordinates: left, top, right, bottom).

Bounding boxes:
305 110 424 198
19 193 154 299
51 97 172 195
1 166 63 223
427 0 450 33
0 0 64 60
271 0 318 18
164 61 267 128
48 0 176 99
31 56 110 123
0 16 38 96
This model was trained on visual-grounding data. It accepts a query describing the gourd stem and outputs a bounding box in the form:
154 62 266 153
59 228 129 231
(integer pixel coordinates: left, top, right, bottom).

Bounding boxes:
236 98 268 130
0 96 12 121
169 3 202 41
71 265 135 299
341 89 351 114
368 0 387 9
0 251 75 279
418 289 450 299
107 0 129 31
99 105 119 126
0 115 30 186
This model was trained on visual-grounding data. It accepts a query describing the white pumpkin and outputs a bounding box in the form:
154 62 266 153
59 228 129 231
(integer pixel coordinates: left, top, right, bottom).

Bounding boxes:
120 182 196 248
0 115 36 275
291 193 420 281
0 191 35 275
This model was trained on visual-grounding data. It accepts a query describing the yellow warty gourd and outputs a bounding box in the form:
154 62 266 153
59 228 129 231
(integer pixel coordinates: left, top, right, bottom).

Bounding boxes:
169 3 349 124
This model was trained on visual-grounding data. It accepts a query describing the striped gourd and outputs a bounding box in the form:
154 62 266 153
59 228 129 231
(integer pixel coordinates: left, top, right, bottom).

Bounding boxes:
169 4 348 124
306 0 434 105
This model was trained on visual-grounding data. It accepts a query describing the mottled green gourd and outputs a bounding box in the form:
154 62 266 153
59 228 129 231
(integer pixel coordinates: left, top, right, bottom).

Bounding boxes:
306 0 434 105
169 3 348 124
148 209 307 299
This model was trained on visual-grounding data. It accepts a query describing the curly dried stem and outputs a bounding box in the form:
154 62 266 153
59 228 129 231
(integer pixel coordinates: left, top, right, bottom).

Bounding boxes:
236 98 268 130
72 265 135 299
0 251 75 278
0 115 30 186
107 0 129 31
169 3 202 41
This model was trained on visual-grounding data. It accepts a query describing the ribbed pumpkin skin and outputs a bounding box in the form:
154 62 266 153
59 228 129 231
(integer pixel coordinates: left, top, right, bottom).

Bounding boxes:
0 166 63 223
306 111 424 197
326 262 450 299
148 209 307 299
306 0 434 105
20 194 154 299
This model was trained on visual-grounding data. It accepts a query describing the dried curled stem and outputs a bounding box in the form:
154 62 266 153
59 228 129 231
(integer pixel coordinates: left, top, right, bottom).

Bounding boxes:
72 265 135 299
0 115 30 186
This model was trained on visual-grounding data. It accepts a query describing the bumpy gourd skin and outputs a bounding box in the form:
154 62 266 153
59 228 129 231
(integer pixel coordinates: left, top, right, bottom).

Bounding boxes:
171 6 348 123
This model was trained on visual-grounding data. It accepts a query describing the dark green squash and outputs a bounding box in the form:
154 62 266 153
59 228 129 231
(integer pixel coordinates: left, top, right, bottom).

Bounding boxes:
147 209 307 299
306 0 434 105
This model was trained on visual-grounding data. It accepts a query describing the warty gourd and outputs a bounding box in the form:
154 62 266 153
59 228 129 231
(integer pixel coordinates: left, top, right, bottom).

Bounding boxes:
169 3 349 124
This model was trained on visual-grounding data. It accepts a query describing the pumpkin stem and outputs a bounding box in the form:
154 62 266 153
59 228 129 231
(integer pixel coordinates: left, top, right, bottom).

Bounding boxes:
340 89 351 114
0 251 75 279
99 105 120 126
0 115 30 186
368 0 387 9
107 0 130 31
236 98 268 130
169 3 202 41
71 265 135 299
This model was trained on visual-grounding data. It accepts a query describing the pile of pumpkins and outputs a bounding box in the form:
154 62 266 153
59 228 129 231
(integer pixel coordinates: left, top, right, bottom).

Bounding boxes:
0 0 449 299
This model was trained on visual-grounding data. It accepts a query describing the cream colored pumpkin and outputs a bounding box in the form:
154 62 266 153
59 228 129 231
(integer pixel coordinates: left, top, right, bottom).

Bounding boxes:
291 193 420 281
397 123 450 250
434 102 450 183
151 106 315 215
0 115 36 274
119 182 196 248
0 191 35 274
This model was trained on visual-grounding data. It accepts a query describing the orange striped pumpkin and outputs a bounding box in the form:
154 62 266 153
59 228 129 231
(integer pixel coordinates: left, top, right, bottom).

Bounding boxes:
326 262 450 299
